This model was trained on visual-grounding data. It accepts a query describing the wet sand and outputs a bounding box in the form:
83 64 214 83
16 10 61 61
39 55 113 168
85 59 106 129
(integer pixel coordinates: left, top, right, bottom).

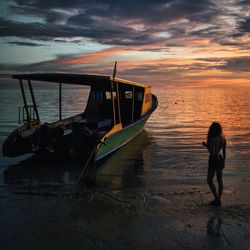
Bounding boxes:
0 175 250 250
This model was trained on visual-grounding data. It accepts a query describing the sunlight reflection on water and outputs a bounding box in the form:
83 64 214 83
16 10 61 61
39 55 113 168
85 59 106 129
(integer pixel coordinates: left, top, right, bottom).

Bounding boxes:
144 88 250 185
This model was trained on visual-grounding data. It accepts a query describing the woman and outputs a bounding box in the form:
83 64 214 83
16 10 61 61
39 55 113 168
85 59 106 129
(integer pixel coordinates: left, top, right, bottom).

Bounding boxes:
202 122 226 206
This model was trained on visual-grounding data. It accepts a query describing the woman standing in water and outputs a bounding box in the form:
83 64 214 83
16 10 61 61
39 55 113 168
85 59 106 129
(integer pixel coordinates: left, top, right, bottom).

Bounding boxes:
202 122 226 206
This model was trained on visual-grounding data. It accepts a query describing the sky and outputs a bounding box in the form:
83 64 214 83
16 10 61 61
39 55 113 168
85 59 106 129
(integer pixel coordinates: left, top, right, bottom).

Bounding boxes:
0 0 249 87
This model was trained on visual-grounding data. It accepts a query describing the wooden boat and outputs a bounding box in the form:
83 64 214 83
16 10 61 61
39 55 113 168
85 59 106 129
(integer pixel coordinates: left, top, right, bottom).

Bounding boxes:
2 72 158 162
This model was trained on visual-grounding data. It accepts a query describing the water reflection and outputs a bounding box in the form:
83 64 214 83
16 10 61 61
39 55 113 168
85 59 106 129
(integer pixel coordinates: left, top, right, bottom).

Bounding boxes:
95 130 153 191
3 130 152 194
207 214 223 237
3 153 82 187
206 212 225 249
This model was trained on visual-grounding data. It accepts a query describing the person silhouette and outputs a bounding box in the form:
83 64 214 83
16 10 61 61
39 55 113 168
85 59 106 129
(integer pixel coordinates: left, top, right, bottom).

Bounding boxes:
202 122 226 206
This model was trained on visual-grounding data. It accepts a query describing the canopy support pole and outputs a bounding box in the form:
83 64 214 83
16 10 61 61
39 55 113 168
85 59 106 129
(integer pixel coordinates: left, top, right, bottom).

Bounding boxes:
111 80 116 125
111 61 117 125
132 85 135 123
59 83 62 121
19 79 31 122
116 82 121 124
28 79 40 122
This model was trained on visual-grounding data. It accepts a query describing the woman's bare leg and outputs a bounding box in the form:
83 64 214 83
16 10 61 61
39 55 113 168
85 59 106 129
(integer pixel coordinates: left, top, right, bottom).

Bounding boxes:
207 168 218 200
216 169 223 201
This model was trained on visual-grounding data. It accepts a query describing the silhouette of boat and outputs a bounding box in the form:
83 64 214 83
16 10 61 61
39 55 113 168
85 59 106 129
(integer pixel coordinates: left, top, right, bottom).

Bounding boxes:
2 71 158 162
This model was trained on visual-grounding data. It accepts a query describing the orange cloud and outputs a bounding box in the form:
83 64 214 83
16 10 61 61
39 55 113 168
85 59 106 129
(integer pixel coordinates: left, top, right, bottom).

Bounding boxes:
52 39 250 88
60 47 126 65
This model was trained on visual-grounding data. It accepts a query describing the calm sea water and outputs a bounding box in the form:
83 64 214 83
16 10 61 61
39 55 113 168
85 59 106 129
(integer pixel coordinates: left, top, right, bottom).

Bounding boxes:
0 83 249 190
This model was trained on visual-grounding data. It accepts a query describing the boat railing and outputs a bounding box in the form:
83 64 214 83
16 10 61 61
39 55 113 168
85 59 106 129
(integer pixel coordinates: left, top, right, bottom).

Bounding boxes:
18 105 39 124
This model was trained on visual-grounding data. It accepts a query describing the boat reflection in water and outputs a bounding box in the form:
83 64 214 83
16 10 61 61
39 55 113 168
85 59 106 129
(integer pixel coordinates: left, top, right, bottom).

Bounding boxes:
3 153 82 188
96 130 153 191
4 130 153 194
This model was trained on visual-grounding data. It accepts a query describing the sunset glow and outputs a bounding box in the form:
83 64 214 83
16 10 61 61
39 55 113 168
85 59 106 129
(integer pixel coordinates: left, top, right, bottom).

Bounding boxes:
0 0 249 87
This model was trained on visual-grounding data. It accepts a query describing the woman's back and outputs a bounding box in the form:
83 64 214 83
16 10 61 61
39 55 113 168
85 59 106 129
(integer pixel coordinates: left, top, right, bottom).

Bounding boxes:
208 136 225 155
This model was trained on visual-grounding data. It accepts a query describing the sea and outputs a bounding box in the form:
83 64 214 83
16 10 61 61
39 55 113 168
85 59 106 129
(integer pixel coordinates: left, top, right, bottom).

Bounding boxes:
0 83 249 186
0 82 250 249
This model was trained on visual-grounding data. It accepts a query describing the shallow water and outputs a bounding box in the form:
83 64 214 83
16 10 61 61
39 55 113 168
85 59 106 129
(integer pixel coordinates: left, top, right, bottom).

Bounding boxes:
0 83 250 189
0 83 250 249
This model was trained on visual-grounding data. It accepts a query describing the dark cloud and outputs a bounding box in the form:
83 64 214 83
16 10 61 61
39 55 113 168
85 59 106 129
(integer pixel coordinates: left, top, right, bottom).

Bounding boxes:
13 0 86 9
67 0 216 27
0 16 162 45
1 0 221 46
0 17 94 39
190 26 224 40
232 0 250 36
217 41 242 46
236 0 250 6
0 54 99 73
238 17 250 33
6 41 48 47
220 57 250 72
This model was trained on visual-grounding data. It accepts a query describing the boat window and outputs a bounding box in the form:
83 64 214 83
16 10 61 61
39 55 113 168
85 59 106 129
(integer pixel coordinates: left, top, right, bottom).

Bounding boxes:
105 91 111 100
22 83 91 123
125 91 133 99
105 91 117 100
91 91 103 102
137 92 143 101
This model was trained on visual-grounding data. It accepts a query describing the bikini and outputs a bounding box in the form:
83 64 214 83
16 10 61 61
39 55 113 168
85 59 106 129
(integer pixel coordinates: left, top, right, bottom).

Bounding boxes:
208 137 225 169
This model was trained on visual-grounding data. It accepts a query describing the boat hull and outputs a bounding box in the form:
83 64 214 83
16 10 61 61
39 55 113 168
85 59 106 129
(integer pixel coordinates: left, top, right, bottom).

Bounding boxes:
96 115 149 161
96 94 158 161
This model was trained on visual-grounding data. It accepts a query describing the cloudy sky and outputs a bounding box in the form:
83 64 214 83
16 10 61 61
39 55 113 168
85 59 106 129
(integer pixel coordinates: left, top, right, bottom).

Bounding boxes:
0 0 249 87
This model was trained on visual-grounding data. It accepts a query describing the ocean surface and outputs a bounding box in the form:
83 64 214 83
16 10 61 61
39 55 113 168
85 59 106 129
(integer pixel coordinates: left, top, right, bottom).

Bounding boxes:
0 82 250 249
0 83 249 187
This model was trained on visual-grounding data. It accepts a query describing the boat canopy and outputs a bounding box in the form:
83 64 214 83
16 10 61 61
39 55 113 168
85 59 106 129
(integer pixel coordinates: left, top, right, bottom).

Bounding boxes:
12 73 149 88
12 72 153 132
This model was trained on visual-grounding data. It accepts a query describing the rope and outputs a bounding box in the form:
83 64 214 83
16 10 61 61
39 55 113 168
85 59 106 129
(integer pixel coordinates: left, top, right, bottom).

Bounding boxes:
27 143 100 250
73 145 97 192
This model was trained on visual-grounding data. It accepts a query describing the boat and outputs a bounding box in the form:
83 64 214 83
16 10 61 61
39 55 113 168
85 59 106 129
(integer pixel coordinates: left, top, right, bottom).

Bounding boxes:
2 72 158 162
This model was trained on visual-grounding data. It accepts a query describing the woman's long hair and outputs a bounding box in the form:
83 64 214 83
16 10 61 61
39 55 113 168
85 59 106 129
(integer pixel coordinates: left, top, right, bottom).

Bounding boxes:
207 122 223 145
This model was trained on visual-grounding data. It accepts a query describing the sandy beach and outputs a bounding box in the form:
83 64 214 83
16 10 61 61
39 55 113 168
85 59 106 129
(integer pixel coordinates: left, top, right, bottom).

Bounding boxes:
0 167 250 250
